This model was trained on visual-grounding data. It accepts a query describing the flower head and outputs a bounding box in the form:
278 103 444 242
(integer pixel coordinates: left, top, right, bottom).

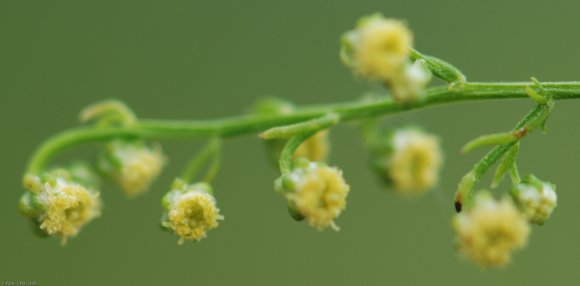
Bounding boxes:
276 160 350 230
20 167 101 244
99 139 166 197
341 14 432 102
511 174 557 225
161 180 223 244
373 128 442 196
453 192 530 268
341 14 413 82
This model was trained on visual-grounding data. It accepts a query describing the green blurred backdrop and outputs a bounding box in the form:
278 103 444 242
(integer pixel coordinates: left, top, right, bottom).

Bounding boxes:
1 0 580 285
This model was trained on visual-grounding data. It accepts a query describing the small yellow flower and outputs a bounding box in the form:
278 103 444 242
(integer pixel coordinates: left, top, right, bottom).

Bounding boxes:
278 162 350 230
341 14 413 82
161 181 223 244
20 173 101 244
293 130 330 162
453 193 530 268
99 140 166 197
375 128 442 196
511 175 557 225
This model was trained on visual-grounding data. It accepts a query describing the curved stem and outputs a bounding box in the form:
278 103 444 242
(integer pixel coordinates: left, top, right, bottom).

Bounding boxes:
26 81 580 174
279 132 317 174
180 138 221 183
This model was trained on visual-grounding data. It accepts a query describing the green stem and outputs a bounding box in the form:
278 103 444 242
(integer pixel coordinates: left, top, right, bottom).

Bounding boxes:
26 81 580 174
179 138 221 183
278 132 317 174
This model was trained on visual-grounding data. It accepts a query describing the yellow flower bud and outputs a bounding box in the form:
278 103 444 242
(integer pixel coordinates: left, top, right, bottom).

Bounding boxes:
161 180 223 244
453 192 530 268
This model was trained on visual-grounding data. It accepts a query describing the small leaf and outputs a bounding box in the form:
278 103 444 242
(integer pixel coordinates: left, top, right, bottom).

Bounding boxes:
525 85 547 104
79 99 137 127
461 132 516 153
508 163 521 185
410 49 466 84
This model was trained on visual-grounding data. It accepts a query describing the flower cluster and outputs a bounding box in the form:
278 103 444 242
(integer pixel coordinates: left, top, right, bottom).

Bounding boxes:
98 139 166 198
371 127 443 196
511 174 557 225
453 192 530 268
20 165 102 244
453 174 557 268
341 13 431 102
275 159 350 230
161 180 224 244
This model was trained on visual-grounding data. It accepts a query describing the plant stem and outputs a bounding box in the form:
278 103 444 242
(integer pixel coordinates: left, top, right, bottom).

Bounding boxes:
26 81 580 174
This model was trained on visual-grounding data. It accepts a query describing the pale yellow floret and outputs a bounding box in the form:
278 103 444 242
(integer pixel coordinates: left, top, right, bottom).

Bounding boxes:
36 178 101 244
453 195 530 268
388 129 442 195
162 191 223 245
286 165 350 230
352 18 413 81
114 145 165 197
293 130 330 162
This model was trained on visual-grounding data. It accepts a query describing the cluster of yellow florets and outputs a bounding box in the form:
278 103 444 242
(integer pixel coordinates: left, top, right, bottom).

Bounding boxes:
372 128 442 196
161 180 223 244
20 170 102 244
99 140 166 197
277 161 350 230
511 175 557 225
453 192 530 268
341 14 431 101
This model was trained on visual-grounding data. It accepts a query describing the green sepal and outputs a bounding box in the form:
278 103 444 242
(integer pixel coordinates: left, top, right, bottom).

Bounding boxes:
19 191 43 219
287 203 305 221
28 220 50 239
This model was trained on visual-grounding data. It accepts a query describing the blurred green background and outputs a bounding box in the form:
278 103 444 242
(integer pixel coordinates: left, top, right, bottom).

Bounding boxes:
1 0 580 285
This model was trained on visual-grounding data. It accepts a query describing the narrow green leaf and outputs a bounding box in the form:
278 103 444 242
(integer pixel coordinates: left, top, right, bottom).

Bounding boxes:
525 85 548 104
461 132 516 153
